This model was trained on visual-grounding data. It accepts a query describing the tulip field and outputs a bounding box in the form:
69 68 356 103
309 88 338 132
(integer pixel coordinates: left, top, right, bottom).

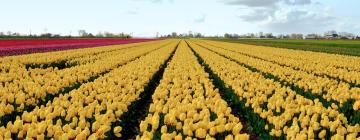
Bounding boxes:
0 39 359 140
0 38 155 56
215 39 360 56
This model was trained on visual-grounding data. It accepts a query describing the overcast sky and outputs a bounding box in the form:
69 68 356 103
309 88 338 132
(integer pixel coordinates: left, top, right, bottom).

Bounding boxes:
0 0 359 37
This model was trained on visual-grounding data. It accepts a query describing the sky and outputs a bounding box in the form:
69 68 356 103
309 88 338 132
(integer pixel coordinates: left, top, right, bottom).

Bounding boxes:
0 0 359 37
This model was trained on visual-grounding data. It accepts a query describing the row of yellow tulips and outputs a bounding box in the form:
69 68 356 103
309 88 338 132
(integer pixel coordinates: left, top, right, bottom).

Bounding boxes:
0 41 172 124
0 40 179 139
194 40 360 112
188 40 359 140
137 41 249 140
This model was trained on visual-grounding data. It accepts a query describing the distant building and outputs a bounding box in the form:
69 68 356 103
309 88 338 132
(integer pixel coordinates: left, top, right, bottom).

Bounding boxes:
281 34 290 39
258 32 264 38
324 30 339 39
263 33 274 38
305 34 322 40
290 34 303 39
338 32 355 39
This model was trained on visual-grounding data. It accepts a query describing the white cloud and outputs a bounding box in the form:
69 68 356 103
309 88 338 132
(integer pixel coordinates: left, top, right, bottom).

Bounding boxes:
1 0 358 37
284 0 311 5
223 0 311 7
238 8 276 22
223 0 281 7
134 0 174 3
330 19 360 34
264 9 335 33
356 24 360 30
194 14 206 23
126 8 139 15
225 0 341 34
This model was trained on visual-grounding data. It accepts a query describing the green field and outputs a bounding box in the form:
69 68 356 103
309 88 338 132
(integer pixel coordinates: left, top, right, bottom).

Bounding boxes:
210 39 360 56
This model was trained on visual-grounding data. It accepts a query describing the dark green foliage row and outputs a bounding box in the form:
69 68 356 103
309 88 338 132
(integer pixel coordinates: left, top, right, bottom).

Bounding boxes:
26 60 76 70
116 42 179 140
196 42 360 125
186 41 280 140
187 41 358 139
202 41 360 88
1 45 166 129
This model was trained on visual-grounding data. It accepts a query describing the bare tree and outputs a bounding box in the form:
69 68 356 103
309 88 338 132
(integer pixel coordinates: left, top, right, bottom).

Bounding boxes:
78 30 88 37
171 32 177 38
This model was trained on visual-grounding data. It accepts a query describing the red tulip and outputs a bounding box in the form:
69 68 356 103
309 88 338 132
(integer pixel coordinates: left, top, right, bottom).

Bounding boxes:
0 38 158 56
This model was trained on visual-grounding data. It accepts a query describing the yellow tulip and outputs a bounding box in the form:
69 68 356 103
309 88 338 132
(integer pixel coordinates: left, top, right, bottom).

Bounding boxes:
113 126 122 137
318 130 327 139
195 128 207 138
234 134 249 140
225 134 234 140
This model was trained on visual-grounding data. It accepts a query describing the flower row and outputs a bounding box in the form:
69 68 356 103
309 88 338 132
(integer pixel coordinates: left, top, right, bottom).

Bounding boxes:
0 38 156 56
196 40 360 113
0 40 178 139
189 41 359 139
138 41 249 140
202 40 360 85
0 41 171 126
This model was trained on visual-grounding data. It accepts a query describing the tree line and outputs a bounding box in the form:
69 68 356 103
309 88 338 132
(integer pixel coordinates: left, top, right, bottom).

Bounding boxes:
0 30 132 39
159 30 360 40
